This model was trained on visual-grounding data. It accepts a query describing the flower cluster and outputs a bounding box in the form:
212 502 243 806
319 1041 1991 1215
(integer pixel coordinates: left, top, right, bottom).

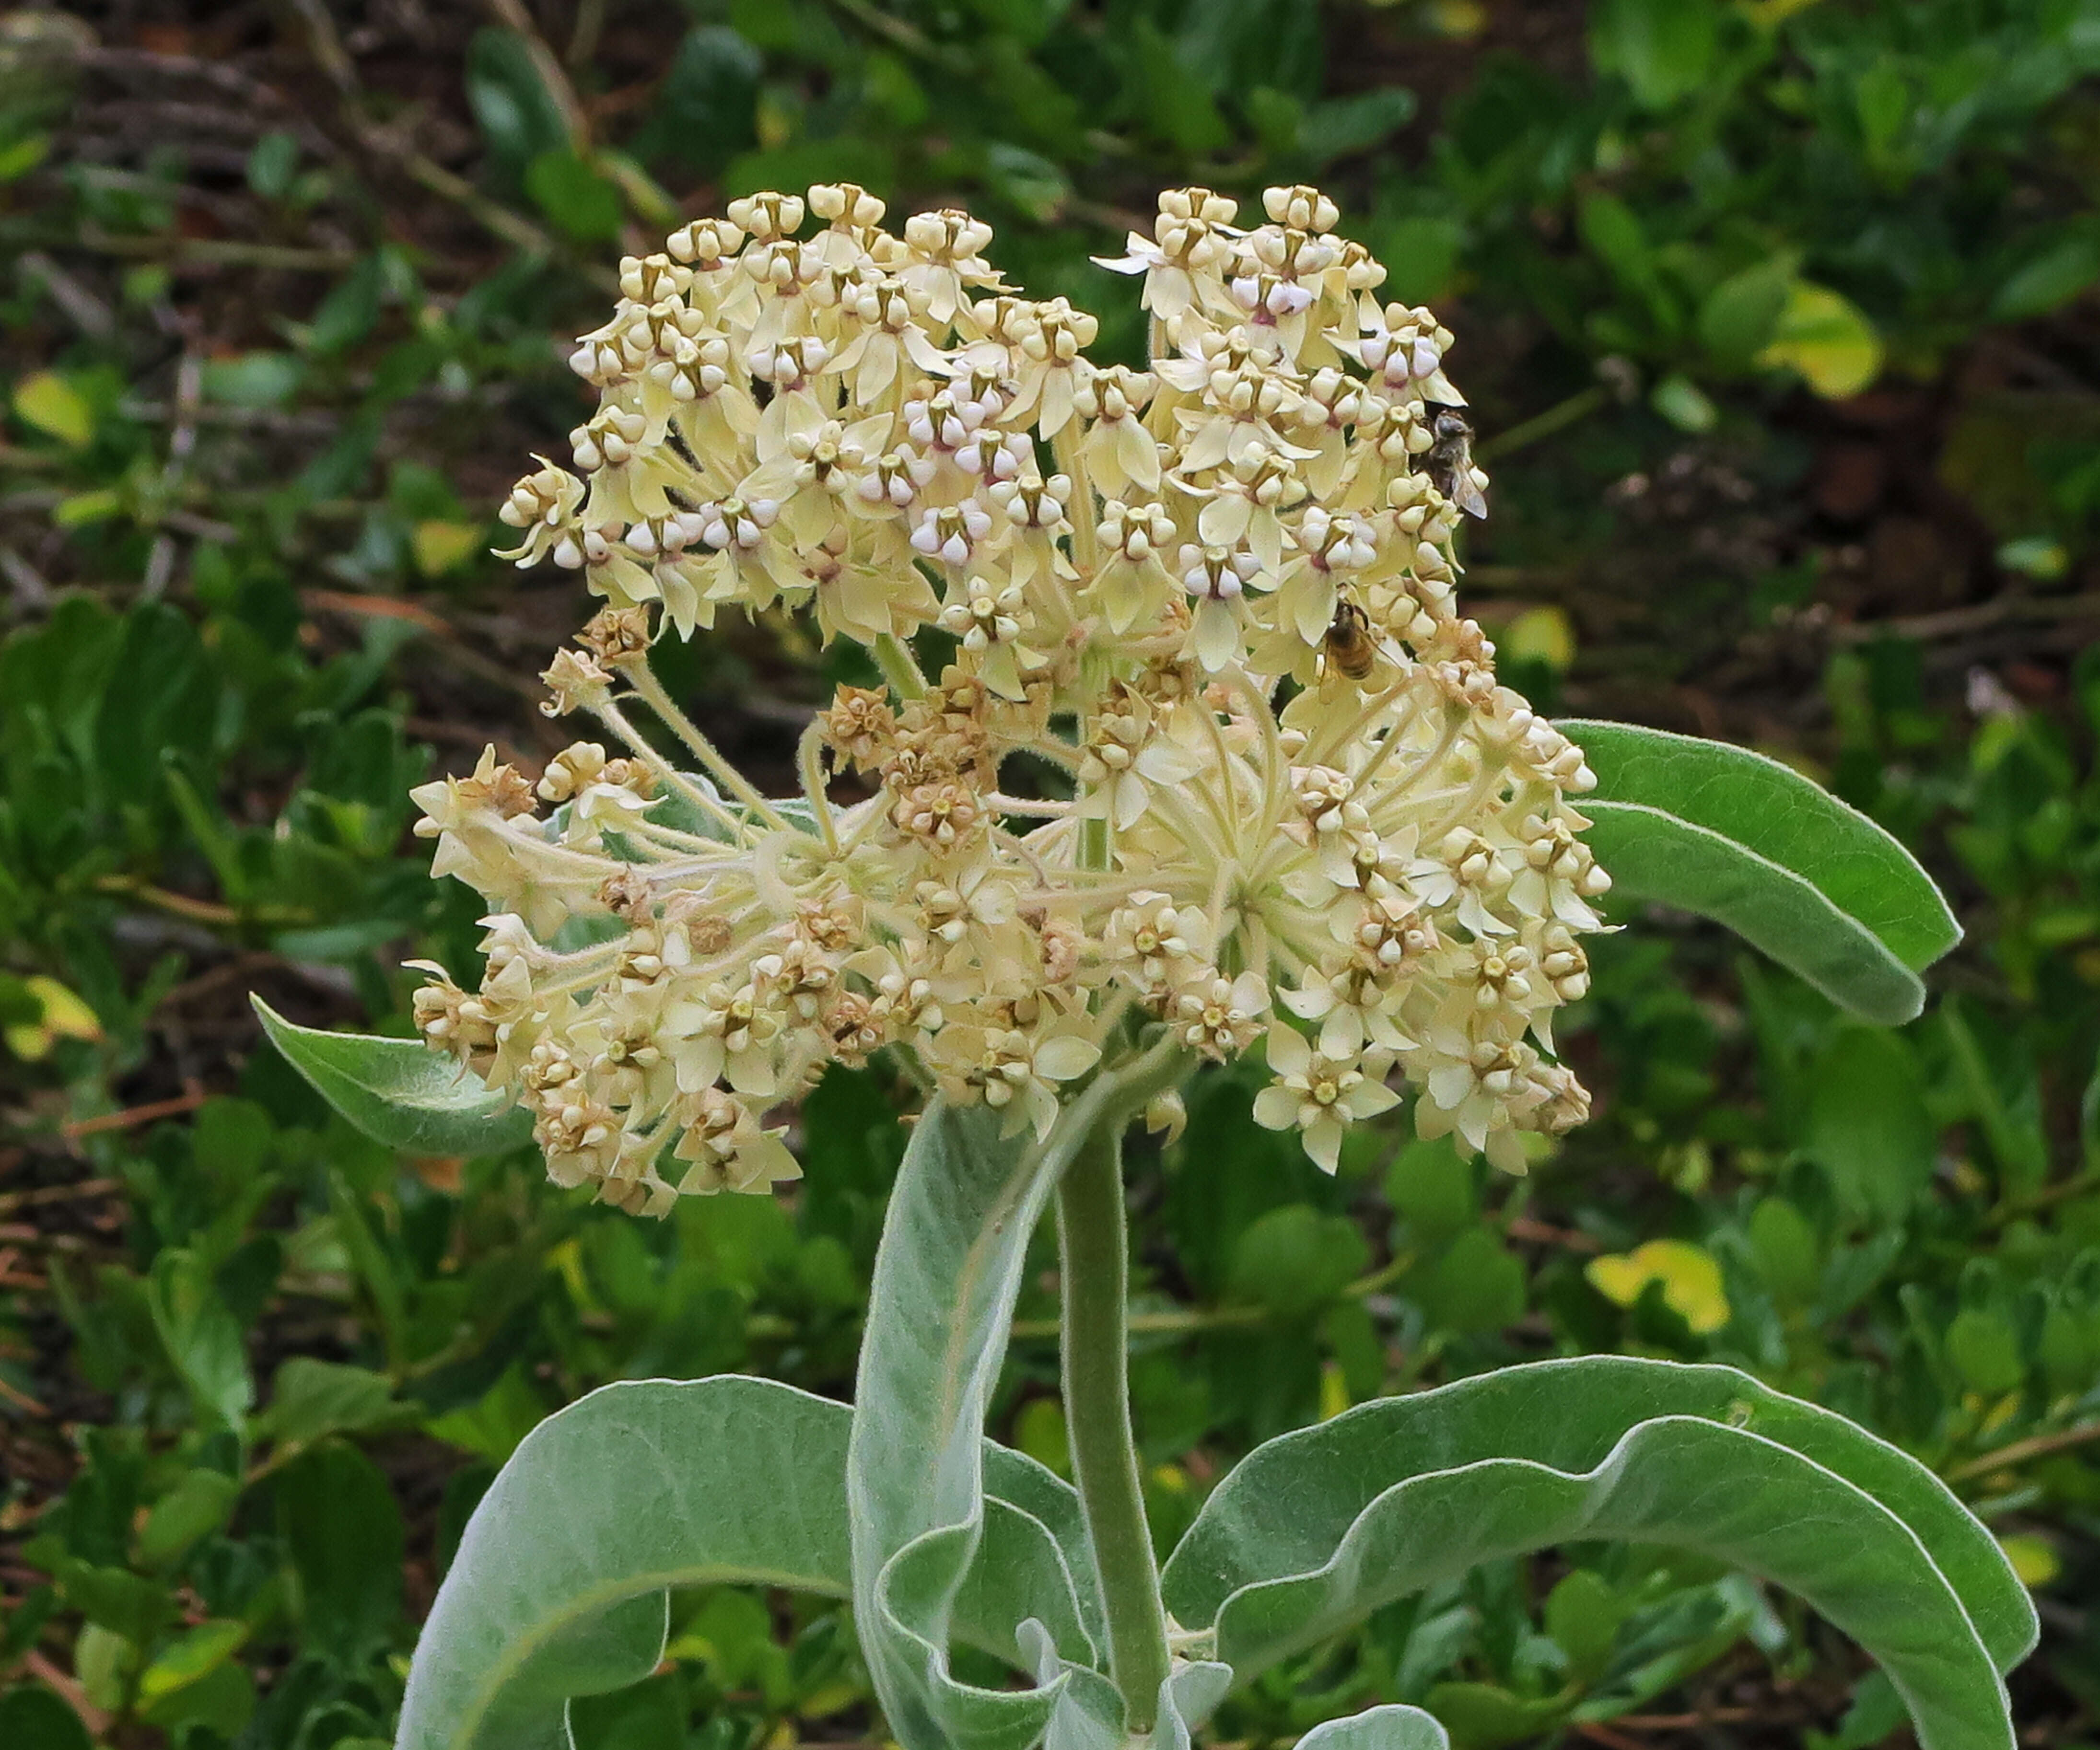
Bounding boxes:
410 182 1609 1213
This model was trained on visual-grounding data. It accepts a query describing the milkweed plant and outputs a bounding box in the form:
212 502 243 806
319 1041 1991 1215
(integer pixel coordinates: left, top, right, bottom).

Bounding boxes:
261 183 2033 1750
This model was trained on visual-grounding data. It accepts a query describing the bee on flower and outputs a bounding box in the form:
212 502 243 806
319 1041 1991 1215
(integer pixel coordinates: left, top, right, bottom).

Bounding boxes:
412 180 1609 1214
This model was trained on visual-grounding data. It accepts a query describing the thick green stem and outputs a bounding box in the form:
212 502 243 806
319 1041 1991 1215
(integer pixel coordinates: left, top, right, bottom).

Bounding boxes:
873 630 928 701
1057 1120 1171 1733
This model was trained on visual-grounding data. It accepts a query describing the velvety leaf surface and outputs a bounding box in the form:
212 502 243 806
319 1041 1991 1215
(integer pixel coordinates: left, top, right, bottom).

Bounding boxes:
394 1377 1089 1750
1560 720 1960 1023
1296 1703 1452 1750
848 1095 1111 1750
252 997 532 1155
1163 1358 2030 1750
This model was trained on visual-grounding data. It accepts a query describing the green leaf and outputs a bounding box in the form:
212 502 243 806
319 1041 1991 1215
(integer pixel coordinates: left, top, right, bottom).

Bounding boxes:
1945 1309 2024 1396
278 1441 404 1659
1746 1198 1819 1304
1697 257 1795 363
396 1377 1094 1750
1589 0 1718 109
136 1470 240 1569
1422 1682 1569 1750
53 1558 174 1645
629 26 760 172
136 1620 247 1711
465 26 571 180
136 1657 254 1737
246 130 299 198
1421 1226 1525 1335
1649 372 1718 433
1990 233 2100 321
200 351 304 409
1299 1703 1451 1750
849 1094 1116 1750
1543 1569 1621 1682
1228 1205 1367 1320
1298 88 1418 164
1803 1028 1936 1220
148 1250 252 1432
525 149 625 244
256 1357 404 1448
1560 720 1960 1024
0 1685 93 1750
1162 1357 2033 1750
252 997 533 1156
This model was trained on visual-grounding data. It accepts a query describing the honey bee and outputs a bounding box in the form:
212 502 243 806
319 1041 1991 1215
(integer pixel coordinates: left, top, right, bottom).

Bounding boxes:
1424 409 1488 518
1322 598 1379 682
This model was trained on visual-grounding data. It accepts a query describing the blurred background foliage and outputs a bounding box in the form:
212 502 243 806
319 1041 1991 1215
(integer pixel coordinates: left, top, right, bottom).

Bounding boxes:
2 0 2100 1747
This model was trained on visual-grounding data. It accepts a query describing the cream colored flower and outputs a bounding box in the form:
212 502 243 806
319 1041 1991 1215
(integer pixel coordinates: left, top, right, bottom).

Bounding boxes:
433 180 1605 1211
1252 1026 1399 1173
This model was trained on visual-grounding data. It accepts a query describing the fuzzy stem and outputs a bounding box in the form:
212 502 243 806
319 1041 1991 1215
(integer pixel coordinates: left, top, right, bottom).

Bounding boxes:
622 663 797 835
1056 1089 1173 1732
873 630 928 701
797 720 842 856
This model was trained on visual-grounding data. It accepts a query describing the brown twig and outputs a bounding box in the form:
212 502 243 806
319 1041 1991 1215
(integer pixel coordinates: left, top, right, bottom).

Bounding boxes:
1832 592 2100 646
1506 1215 1603 1253
61 1091 209 1140
0 1178 122 1214
1611 1710 1756 1729
92 875 243 927
1574 1722 1647 1750
1947 1419 2100 1483
22 1650 107 1738
0 1372 50 1416
303 586 451 636
76 228 359 273
303 588 551 707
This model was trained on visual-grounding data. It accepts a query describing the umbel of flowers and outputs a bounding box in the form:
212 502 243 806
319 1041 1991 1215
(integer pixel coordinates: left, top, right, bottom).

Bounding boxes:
407 181 1610 1214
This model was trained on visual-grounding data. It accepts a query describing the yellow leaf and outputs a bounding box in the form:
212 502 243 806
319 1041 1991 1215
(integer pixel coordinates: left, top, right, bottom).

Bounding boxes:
1014 1397 1072 1475
55 487 123 528
1319 1358 1351 1420
1743 0 1825 27
412 519 483 578
4 975 102 1060
13 370 94 447
1425 0 1488 35
1586 1239 1731 1334
1999 1533 2059 1588
1757 280 1883 399
1503 605 1575 672
32 976 101 1041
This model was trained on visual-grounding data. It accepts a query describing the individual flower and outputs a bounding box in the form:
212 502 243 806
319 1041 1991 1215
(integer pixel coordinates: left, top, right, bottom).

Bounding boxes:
1252 1026 1400 1173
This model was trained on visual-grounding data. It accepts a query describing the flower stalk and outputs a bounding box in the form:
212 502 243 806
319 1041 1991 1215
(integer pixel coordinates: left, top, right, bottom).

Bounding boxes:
1058 1122 1170 1730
